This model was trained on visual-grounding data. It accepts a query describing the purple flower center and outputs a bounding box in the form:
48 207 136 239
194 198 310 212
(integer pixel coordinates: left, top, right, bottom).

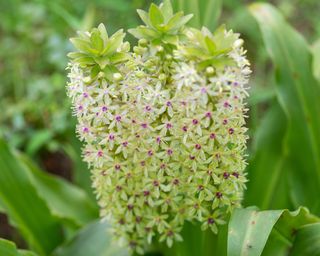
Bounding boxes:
192 119 199 125
127 204 134 211
223 119 228 125
97 151 103 157
83 127 89 133
232 172 239 178
109 134 115 140
145 105 152 111
122 141 128 147
216 192 222 198
102 106 108 112
153 180 159 187
166 123 172 129
205 112 212 118
167 230 174 237
143 190 150 196
198 185 204 191
173 179 179 185
78 105 83 110
115 115 122 122
160 163 166 169
201 87 207 93
83 92 88 98
166 101 172 107
207 218 215 225
156 137 161 144
228 128 234 134
182 125 188 132
116 185 122 191
167 149 173 155
195 144 201 150
141 123 148 129
189 155 195 160
224 102 230 108
140 161 146 166
115 164 121 170
148 150 153 156
210 133 216 139
223 172 230 179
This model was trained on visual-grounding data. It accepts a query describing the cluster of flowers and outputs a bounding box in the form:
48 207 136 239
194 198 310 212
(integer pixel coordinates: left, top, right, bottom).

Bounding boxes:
67 0 250 253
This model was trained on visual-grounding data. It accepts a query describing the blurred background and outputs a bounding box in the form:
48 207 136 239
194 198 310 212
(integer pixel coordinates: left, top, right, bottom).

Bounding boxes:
0 0 320 254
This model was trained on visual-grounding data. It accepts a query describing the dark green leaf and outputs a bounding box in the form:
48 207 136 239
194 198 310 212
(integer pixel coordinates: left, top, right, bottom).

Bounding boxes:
20 155 98 227
290 223 320 256
200 0 222 30
0 140 63 255
26 130 53 156
250 3 320 214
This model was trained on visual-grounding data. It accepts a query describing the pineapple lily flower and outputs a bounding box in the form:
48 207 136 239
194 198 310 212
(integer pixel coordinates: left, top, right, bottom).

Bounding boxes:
66 0 250 254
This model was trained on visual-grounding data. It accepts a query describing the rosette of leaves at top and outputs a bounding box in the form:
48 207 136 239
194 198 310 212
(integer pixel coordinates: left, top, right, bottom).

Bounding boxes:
66 0 250 254
128 0 193 50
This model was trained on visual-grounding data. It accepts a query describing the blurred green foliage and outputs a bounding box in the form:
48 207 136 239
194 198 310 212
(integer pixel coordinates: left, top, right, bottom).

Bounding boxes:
0 0 320 255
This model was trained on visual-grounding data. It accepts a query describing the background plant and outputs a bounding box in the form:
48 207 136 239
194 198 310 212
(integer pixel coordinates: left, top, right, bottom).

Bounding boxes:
0 0 320 255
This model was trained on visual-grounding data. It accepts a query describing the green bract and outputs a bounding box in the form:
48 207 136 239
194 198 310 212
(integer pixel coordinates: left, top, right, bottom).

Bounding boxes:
67 0 250 254
128 0 193 47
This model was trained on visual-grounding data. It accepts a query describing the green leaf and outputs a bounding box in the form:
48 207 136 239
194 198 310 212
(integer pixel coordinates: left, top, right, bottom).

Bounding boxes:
228 207 319 256
204 36 216 53
290 223 320 256
90 29 104 52
159 0 173 21
101 29 125 56
0 140 63 255
0 239 37 256
200 0 222 30
52 220 129 256
26 130 53 156
249 3 320 214
311 39 320 82
137 9 152 27
97 23 108 41
244 103 289 209
149 3 164 28
109 52 129 64
167 13 193 32
20 155 98 227
70 38 98 55
128 27 159 40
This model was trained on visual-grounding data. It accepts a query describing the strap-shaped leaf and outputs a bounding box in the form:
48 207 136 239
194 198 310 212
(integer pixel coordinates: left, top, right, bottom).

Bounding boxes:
0 140 63 254
20 155 98 227
249 3 320 214
228 207 319 256
290 223 320 256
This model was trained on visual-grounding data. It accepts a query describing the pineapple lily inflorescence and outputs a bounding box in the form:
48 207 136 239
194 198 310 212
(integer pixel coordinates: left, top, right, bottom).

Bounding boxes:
67 0 250 253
